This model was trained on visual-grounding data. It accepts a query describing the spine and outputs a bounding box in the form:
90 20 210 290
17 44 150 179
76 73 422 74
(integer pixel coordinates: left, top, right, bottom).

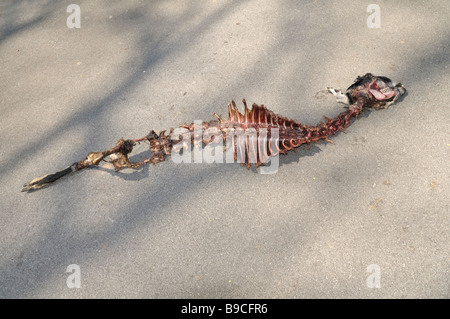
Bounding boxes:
301 103 363 145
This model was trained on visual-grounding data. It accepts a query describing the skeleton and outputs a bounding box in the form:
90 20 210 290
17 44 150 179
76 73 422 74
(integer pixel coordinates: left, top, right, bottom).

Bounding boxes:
22 73 406 192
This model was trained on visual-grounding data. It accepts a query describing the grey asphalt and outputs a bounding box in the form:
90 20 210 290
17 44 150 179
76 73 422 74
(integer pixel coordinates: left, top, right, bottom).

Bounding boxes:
0 0 448 298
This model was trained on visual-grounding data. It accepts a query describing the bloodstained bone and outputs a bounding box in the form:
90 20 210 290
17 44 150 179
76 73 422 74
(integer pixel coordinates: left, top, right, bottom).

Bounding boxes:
22 73 406 192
